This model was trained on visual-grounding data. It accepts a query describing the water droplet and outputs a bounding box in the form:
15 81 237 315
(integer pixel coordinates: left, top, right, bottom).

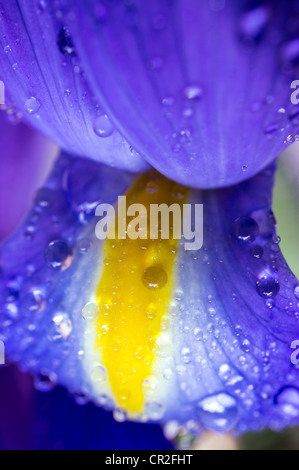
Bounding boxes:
239 5 269 43
193 327 204 341
146 402 165 420
34 371 57 392
197 392 239 432
184 84 203 100
163 367 173 381
57 27 76 57
142 376 160 396
22 288 46 313
275 387 299 417
82 302 99 321
78 238 91 254
91 365 107 384
181 347 192 364
49 312 72 342
284 134 295 144
4 45 11 54
146 181 158 194
233 216 259 242
256 276 280 299
251 245 263 259
44 240 73 271
113 408 127 422
24 97 41 115
93 114 114 137
142 266 167 290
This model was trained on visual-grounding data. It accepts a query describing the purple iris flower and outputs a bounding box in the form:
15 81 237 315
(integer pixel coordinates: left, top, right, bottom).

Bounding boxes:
1 0 299 449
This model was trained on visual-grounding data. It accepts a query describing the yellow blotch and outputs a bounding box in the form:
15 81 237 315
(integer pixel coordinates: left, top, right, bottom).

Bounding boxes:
94 172 188 415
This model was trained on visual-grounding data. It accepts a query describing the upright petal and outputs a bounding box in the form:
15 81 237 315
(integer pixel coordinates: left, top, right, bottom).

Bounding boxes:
1 153 299 434
0 111 58 241
70 0 299 188
0 1 148 172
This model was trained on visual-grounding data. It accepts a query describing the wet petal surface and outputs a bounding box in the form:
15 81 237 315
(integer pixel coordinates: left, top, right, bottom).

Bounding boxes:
1 154 299 434
0 1 148 172
70 0 299 188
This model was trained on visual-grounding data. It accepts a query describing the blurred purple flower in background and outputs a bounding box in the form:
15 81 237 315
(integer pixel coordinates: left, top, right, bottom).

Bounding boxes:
1 0 299 450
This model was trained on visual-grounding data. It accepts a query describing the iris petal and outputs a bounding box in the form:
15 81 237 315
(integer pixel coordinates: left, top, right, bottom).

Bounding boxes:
1 153 298 434
0 111 58 241
69 0 299 188
0 1 148 172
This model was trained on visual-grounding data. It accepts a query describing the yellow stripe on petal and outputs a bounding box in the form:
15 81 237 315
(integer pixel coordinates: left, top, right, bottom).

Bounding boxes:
94 172 188 416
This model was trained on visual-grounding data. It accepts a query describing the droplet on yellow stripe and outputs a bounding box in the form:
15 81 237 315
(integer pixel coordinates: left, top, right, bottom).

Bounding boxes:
142 266 168 290
94 172 188 416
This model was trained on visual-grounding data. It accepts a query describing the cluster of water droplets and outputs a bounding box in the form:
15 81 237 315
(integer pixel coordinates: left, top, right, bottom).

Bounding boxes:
0 155 103 400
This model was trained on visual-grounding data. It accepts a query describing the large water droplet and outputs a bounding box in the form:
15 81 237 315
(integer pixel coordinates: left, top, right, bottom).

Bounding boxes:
294 286 299 300
256 276 280 298
142 376 160 396
142 266 168 290
82 302 99 321
44 240 73 271
93 114 114 137
197 393 239 432
24 97 41 115
275 387 299 417
233 216 259 242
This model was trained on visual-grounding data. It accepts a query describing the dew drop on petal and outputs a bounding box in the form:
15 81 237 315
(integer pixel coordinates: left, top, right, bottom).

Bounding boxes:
24 97 41 115
91 365 107 384
93 114 114 137
275 387 299 417
47 312 72 342
57 27 76 57
142 376 160 396
256 276 280 299
22 288 46 313
146 402 165 421
44 240 73 271
34 371 57 392
183 84 203 100
233 216 259 242
196 393 239 432
82 302 99 321
239 5 269 43
142 266 168 290
294 286 299 300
